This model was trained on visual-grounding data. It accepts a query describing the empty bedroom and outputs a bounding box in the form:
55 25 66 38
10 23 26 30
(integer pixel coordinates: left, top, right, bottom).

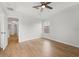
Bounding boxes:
0 2 79 57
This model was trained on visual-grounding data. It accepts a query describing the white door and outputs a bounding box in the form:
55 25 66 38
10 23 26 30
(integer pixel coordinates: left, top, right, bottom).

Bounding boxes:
0 14 8 50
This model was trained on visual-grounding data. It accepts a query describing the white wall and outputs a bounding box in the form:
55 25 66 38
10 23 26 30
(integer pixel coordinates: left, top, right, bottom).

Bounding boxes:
19 18 42 42
43 4 79 48
0 5 2 48
0 16 1 47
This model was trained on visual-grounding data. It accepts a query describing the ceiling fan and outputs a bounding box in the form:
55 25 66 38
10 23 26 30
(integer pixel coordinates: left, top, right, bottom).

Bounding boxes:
33 2 53 12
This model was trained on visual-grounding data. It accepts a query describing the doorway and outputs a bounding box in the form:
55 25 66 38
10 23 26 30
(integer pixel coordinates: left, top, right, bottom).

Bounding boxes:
8 17 19 45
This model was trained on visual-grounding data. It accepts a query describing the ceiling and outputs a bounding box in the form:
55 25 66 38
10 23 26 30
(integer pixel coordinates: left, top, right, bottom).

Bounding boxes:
0 2 79 24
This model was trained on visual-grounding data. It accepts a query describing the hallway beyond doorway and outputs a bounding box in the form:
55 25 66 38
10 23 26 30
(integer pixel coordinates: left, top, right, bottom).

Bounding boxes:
8 34 18 46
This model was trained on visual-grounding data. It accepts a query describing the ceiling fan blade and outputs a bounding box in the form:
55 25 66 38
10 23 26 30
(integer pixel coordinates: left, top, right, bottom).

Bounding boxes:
33 5 42 9
46 5 53 9
45 2 52 5
40 2 45 5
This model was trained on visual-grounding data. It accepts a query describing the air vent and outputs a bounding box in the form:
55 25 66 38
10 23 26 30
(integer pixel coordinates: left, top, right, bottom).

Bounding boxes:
7 7 14 11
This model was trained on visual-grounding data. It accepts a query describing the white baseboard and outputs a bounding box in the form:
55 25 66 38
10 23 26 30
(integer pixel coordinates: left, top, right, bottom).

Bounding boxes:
43 37 79 48
19 37 41 43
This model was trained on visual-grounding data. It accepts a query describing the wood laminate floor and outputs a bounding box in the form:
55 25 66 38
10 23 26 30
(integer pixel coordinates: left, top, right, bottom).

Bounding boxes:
0 35 79 57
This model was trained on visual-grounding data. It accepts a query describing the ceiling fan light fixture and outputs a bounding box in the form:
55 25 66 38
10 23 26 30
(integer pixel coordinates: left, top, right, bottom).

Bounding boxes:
42 5 45 8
